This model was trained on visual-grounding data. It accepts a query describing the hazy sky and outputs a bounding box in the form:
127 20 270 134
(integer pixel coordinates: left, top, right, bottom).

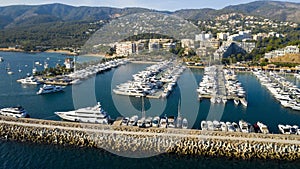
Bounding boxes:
1 0 300 11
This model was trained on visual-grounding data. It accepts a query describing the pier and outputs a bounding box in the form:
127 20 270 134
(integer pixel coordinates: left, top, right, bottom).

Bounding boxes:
1 116 300 160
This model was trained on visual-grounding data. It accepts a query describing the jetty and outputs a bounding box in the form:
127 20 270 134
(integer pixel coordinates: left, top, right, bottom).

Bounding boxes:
197 65 248 105
1 116 300 160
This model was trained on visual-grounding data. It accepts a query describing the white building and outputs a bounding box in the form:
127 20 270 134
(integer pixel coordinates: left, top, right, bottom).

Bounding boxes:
116 42 135 56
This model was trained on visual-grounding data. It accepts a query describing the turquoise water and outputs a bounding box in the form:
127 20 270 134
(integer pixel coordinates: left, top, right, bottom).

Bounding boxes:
1 52 300 168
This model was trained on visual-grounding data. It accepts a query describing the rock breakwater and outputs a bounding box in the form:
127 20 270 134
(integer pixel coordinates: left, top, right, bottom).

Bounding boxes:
0 116 300 160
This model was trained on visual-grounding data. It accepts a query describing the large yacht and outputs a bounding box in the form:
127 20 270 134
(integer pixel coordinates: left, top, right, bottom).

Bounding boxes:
17 76 40 85
0 106 29 118
256 121 269 134
55 102 110 124
37 84 64 95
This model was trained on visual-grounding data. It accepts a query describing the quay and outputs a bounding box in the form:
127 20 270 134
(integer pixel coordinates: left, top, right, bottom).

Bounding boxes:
1 116 300 160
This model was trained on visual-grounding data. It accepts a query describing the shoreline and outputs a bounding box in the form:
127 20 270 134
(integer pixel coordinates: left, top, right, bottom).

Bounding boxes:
1 116 300 161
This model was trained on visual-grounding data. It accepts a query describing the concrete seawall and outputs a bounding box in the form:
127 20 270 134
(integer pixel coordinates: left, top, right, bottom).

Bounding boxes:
1 116 300 160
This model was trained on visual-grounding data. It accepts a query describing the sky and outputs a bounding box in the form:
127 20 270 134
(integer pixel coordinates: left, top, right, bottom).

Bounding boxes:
1 0 300 11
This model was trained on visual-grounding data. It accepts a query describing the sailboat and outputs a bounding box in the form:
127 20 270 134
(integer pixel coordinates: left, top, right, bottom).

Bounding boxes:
6 63 13 75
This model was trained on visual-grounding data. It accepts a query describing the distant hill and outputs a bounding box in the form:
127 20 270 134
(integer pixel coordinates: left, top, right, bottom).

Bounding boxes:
0 1 300 30
223 1 300 23
0 3 154 29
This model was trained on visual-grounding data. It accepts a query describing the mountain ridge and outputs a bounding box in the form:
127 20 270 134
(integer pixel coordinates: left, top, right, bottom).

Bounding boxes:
0 1 300 29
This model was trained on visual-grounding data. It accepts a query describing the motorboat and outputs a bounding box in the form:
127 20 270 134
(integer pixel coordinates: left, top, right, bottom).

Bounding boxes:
290 125 299 134
152 116 160 128
0 57 3 62
256 121 269 134
234 99 239 105
278 124 291 134
159 116 168 128
239 120 251 133
121 117 130 126
137 117 146 128
167 116 176 128
0 106 29 118
240 98 248 107
232 122 241 132
226 122 235 132
128 115 138 126
213 120 221 131
182 118 188 129
55 102 110 124
220 121 227 131
207 121 214 131
200 120 208 130
145 117 153 128
37 84 64 95
17 76 40 85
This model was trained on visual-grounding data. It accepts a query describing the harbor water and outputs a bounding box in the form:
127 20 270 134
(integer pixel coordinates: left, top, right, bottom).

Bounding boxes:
1 51 300 168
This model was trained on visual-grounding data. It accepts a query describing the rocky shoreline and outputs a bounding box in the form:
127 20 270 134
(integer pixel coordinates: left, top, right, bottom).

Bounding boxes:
0 116 300 160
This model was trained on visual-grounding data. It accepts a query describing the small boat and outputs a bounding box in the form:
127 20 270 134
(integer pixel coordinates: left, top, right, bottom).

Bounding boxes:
240 98 248 107
121 117 130 126
213 120 221 131
0 106 30 118
252 123 261 133
232 122 241 132
55 102 110 124
226 122 235 132
200 120 208 130
7 70 13 75
152 116 160 128
145 117 153 128
182 118 188 129
290 125 299 134
37 84 64 95
0 57 3 62
17 76 40 85
278 124 291 134
239 120 251 133
167 116 176 128
159 116 168 128
234 99 239 105
207 121 214 131
220 121 227 131
137 117 146 128
257 121 269 134
128 115 138 126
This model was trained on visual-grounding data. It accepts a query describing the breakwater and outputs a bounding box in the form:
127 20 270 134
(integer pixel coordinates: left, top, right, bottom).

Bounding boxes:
1 116 300 160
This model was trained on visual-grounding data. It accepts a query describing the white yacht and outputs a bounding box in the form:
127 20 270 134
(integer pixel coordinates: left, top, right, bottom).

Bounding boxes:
226 122 235 132
55 102 110 124
232 122 241 132
257 121 269 134
278 124 291 134
240 98 248 107
159 116 168 128
167 116 176 128
17 76 40 85
137 117 146 128
128 115 138 126
182 118 188 129
37 84 64 95
220 121 227 131
239 120 250 133
145 117 153 128
0 106 29 118
234 99 239 105
200 121 208 130
121 117 130 126
152 116 160 128
0 57 3 62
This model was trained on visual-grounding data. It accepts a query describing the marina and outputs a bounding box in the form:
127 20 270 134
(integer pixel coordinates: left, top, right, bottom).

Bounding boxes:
1 52 300 163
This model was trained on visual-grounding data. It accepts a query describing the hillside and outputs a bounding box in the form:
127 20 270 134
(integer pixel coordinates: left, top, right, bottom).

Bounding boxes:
270 54 300 63
223 1 300 23
0 1 300 30
0 3 154 29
